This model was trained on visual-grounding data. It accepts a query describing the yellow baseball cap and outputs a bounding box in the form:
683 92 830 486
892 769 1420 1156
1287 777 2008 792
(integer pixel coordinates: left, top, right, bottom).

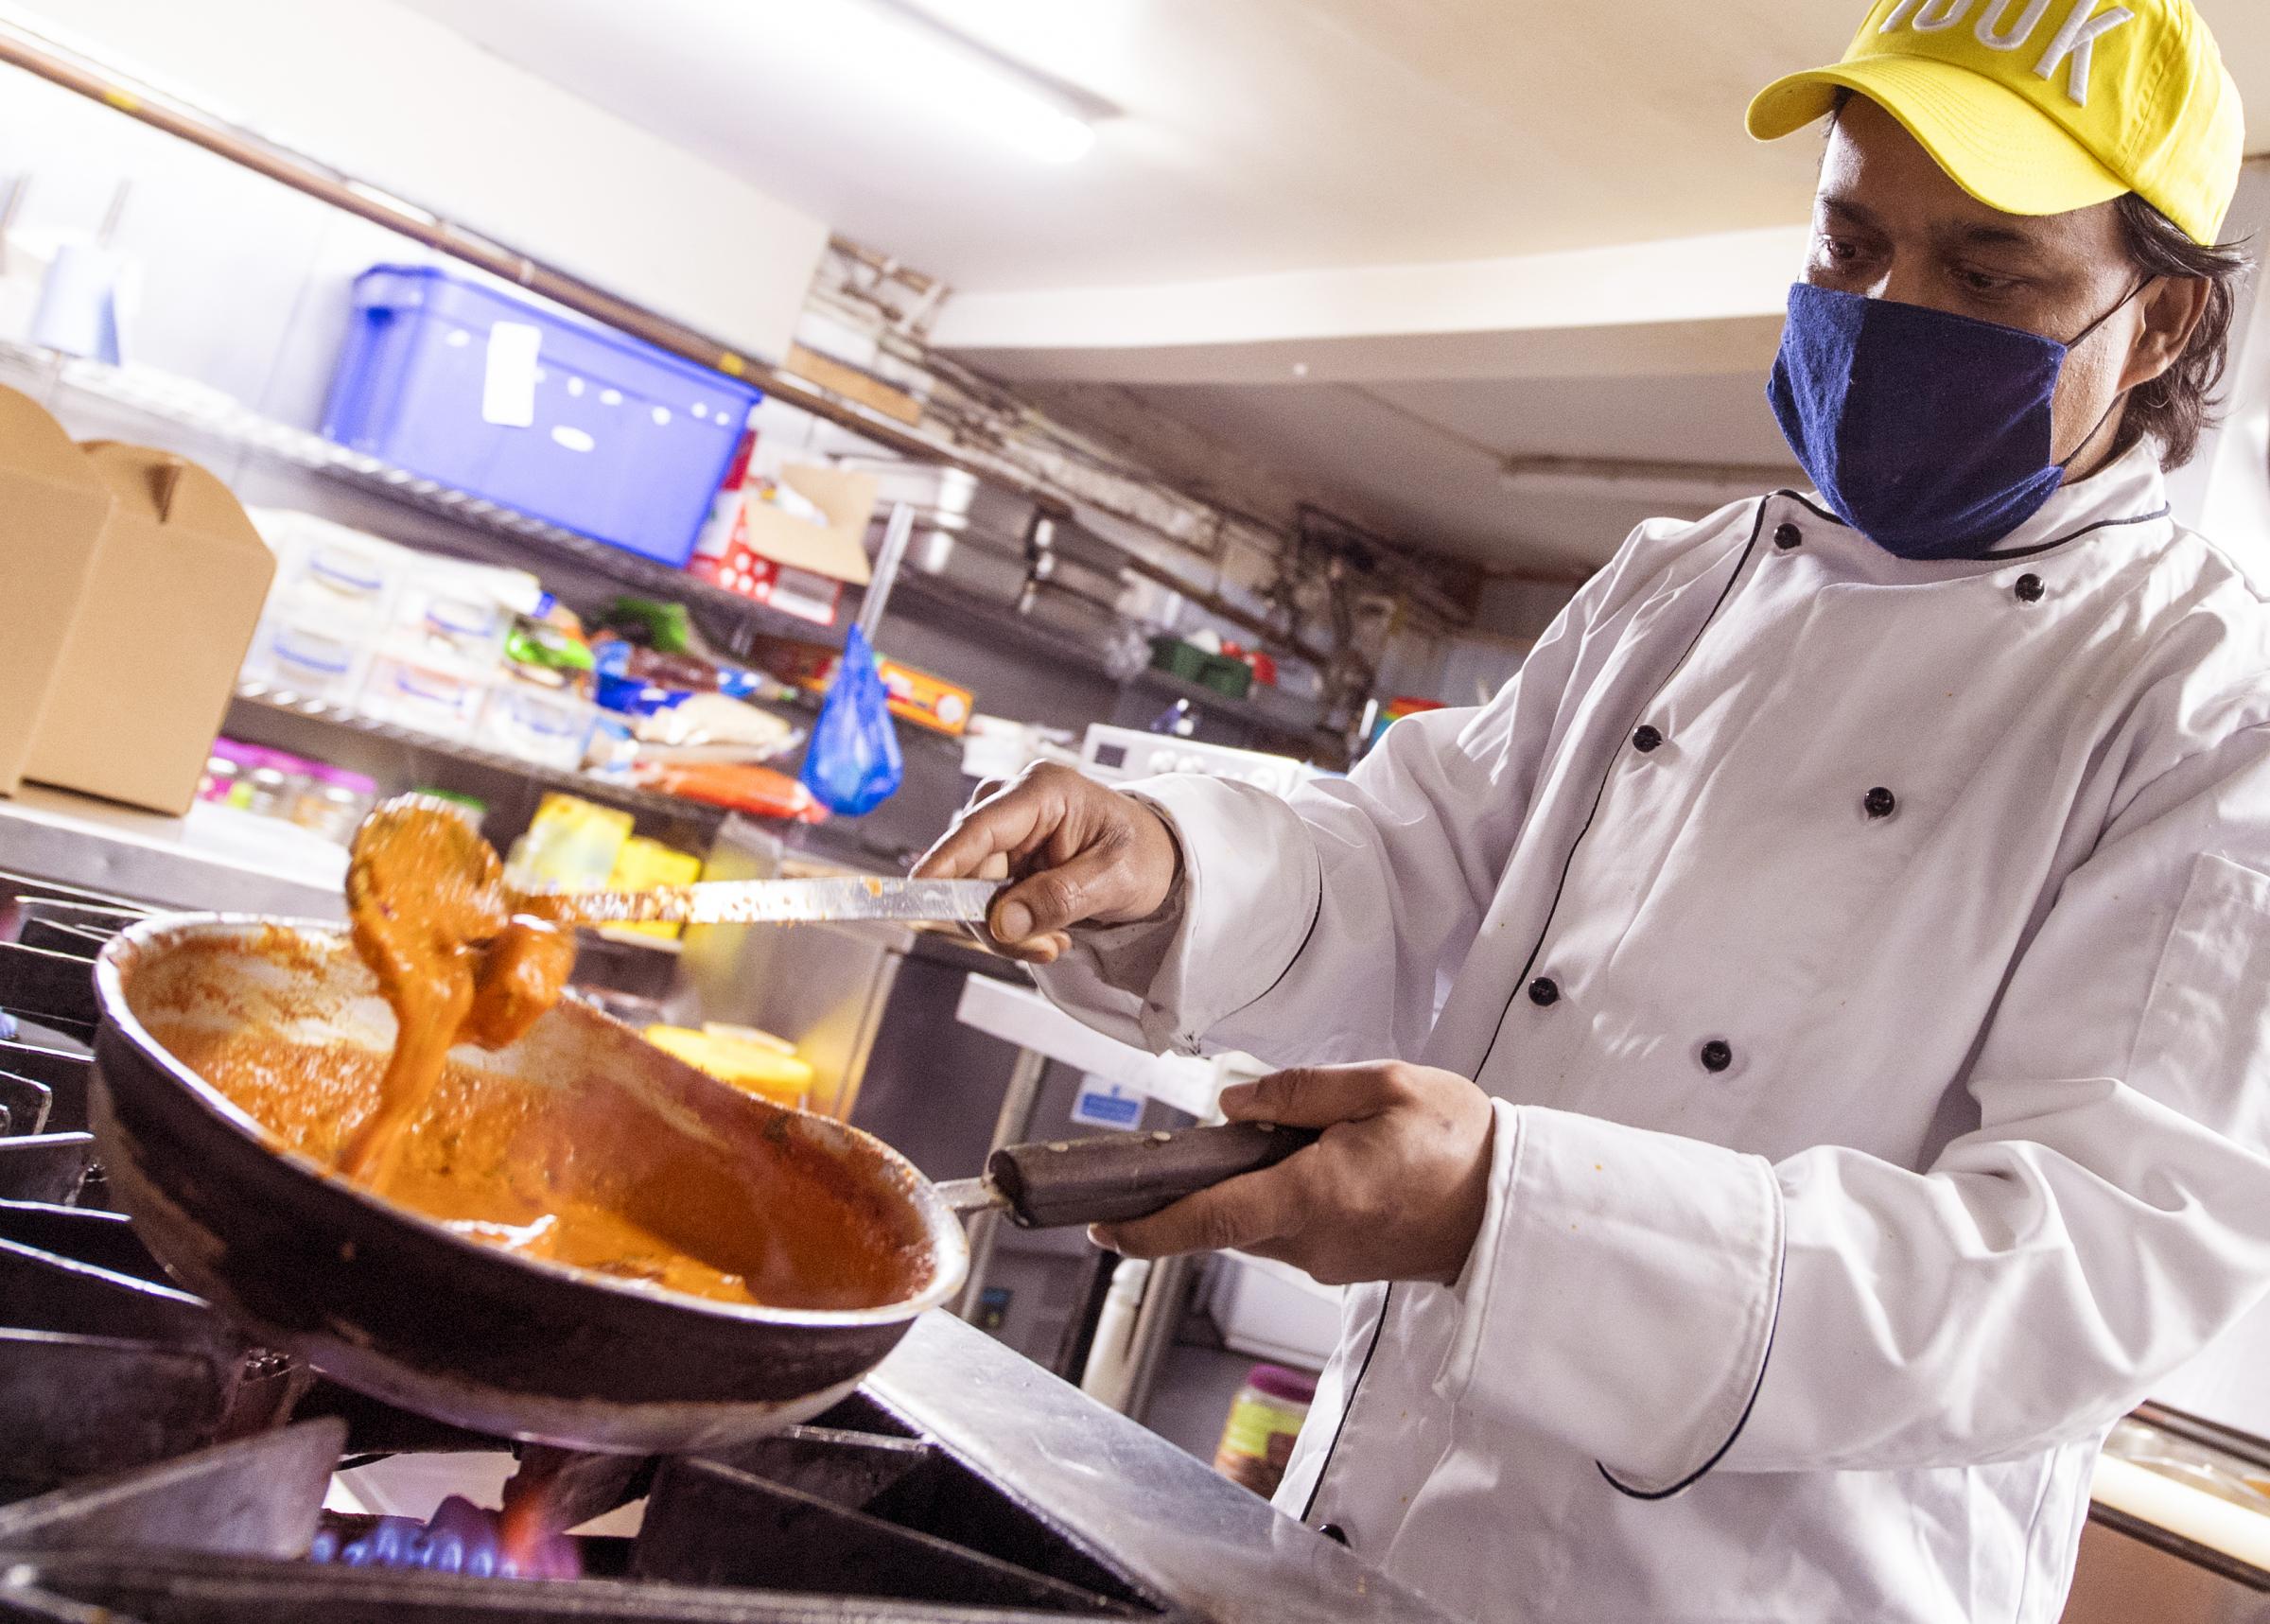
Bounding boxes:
1748 0 2244 246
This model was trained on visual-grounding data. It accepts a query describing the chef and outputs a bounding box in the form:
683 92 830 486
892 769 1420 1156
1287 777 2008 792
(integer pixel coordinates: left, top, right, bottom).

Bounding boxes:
918 2 2256 1618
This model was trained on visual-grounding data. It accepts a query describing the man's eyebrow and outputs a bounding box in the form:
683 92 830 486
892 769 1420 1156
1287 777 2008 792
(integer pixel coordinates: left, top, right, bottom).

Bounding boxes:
1952 219 2037 247
1817 195 1880 232
1938 218 2055 259
1820 192 2055 259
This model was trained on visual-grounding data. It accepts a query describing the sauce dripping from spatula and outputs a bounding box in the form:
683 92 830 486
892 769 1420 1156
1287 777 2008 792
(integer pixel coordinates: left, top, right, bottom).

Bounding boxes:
338 796 574 1192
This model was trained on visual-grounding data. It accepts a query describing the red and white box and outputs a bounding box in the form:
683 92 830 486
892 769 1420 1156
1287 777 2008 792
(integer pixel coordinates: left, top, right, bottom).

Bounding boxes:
690 433 876 626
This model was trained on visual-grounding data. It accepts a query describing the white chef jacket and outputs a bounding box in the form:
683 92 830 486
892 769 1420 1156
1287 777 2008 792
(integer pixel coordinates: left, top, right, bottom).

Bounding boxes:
1036 440 2270 1624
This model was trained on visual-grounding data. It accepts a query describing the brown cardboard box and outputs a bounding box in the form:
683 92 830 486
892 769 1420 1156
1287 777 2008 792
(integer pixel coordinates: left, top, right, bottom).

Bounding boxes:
741 465 877 586
22 442 273 814
0 387 118 796
690 462 878 626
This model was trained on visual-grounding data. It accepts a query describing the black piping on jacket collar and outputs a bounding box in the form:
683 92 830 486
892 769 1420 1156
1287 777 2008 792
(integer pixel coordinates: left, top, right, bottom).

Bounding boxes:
1772 490 2173 565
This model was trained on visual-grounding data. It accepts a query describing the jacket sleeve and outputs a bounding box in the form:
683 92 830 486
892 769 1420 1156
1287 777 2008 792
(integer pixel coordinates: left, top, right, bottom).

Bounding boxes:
1031 550 1615 1066
1437 722 2270 1493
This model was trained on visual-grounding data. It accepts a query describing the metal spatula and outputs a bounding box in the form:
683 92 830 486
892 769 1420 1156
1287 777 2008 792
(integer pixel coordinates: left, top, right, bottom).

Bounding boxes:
528 876 1005 929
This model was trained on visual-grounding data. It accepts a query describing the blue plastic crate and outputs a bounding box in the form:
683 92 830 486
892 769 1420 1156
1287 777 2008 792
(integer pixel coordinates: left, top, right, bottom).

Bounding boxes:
322 265 762 568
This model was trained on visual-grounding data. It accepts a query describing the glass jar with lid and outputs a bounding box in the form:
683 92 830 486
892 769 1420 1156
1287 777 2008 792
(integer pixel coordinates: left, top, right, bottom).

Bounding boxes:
1214 1364 1317 1498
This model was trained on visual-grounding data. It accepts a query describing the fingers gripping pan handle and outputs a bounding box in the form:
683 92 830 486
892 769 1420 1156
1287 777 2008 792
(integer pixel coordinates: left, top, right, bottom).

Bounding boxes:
987 1122 1321 1229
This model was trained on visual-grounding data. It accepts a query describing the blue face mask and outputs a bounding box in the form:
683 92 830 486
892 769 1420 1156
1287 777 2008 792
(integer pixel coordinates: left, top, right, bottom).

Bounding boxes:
1767 282 2138 560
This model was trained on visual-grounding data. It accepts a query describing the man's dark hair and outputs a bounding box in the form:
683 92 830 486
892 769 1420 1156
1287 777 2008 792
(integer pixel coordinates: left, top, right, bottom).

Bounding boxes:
2112 194 2252 469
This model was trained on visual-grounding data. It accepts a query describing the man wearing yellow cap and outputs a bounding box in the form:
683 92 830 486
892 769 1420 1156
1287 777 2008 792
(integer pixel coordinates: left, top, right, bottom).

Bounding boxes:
918 1 2258 1617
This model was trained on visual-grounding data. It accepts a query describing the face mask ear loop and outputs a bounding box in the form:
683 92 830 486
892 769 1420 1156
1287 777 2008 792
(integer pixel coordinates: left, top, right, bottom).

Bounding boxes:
2054 277 2157 473
2065 276 2154 352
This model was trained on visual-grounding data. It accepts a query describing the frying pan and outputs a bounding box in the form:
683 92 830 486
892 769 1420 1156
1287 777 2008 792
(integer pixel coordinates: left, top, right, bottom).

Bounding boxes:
90 914 1312 1455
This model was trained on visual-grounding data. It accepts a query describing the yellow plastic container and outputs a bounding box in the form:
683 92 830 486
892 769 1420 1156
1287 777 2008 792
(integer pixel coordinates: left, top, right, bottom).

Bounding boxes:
502 793 633 893
599 835 703 943
643 1024 813 1109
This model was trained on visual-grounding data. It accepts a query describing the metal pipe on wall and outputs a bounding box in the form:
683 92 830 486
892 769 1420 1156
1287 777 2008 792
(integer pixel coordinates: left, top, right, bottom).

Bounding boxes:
1495 453 1800 507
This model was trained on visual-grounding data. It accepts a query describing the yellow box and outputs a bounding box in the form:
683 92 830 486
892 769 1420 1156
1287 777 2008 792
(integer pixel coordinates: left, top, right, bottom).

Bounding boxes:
601 835 703 942
643 1024 813 1108
877 658 973 736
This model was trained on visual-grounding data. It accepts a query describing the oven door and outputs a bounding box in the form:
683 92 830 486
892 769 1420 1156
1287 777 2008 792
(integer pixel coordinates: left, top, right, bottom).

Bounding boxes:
2063 1510 2270 1622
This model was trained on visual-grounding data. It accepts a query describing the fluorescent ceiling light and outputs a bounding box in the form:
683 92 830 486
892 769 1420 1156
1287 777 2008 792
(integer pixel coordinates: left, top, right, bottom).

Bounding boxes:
786 0 1105 165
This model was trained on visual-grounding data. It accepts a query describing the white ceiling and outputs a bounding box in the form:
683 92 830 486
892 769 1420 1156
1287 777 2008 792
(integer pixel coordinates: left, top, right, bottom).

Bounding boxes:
393 0 2268 293
400 0 2270 572
1099 370 1802 578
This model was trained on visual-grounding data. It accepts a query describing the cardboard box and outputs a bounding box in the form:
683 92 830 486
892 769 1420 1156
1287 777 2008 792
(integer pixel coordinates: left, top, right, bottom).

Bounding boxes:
690 460 876 624
0 387 117 796
23 442 274 814
742 632 840 692
876 659 973 736
743 632 973 737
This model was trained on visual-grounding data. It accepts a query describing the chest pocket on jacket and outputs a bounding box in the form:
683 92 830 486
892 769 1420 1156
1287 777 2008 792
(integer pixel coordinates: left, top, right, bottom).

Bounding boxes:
2127 852 2270 1147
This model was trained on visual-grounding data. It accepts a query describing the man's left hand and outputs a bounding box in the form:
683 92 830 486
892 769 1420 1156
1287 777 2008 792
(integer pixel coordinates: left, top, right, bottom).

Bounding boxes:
1093 1063 1496 1287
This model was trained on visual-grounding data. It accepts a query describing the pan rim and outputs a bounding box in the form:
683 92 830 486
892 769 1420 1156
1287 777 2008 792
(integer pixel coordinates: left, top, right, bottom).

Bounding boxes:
93 911 971 1332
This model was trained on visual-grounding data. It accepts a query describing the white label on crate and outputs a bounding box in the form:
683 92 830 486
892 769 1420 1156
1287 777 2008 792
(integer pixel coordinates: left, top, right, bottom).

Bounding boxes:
550 425 596 453
1071 1080 1143 1131
481 321 542 427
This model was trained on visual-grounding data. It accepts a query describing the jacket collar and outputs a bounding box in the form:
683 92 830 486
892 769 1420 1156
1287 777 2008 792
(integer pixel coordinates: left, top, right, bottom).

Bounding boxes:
1981 439 2172 556
1794 439 2173 563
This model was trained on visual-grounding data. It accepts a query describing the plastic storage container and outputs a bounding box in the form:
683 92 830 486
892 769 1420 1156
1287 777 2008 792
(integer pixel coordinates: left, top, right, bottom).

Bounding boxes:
247 508 411 628
322 265 762 566
385 557 534 677
1148 636 1212 682
244 611 369 703
357 652 488 741
472 679 597 771
500 793 635 892
596 834 704 944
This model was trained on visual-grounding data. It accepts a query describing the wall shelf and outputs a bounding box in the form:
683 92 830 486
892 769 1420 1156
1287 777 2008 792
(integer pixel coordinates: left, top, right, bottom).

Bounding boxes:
229 682 727 831
884 569 1330 743
0 342 847 650
1124 665 1329 740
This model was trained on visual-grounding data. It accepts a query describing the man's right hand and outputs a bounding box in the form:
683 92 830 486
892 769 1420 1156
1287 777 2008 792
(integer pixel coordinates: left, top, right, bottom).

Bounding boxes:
911 764 1180 965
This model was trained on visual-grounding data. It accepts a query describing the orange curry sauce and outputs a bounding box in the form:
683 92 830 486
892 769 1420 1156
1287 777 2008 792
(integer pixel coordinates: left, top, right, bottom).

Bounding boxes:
337 797 573 1190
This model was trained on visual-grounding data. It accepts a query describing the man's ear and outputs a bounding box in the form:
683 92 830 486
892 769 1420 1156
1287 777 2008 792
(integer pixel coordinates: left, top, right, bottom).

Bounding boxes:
2121 275 2209 393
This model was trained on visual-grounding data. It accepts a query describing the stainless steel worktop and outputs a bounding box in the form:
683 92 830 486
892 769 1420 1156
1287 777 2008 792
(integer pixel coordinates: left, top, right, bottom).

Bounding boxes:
868 1307 1464 1623
0 785 345 917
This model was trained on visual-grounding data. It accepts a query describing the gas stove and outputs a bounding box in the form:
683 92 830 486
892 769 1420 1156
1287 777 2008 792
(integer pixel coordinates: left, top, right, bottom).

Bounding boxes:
0 870 1459 1624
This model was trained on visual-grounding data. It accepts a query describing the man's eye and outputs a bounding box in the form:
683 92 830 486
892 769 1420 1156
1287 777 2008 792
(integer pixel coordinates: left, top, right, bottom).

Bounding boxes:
1818 236 1863 263
1956 269 2019 296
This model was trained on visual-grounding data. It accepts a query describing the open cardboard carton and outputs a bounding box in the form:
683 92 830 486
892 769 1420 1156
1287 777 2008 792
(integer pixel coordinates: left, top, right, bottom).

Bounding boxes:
691 460 876 626
0 386 115 798
0 387 273 814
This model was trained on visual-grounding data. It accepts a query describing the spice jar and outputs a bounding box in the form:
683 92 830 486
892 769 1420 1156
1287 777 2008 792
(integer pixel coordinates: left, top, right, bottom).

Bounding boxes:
290 764 380 845
1213 1364 1316 1498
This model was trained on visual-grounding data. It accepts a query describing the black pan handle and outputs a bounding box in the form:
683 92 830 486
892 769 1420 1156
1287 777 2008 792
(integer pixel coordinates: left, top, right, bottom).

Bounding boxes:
987 1121 1321 1230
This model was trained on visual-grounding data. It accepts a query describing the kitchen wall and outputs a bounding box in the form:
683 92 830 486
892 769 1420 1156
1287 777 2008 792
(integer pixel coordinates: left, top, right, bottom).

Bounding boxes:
2 0 829 364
